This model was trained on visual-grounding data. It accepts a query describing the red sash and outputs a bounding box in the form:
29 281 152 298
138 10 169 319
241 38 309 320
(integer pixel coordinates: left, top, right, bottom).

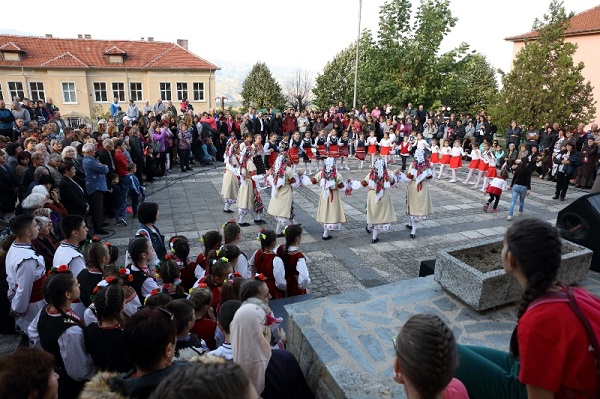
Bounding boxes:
30 274 47 303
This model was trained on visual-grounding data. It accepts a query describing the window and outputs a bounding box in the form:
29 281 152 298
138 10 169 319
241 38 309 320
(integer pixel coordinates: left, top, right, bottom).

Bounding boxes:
176 82 188 101
62 82 77 103
193 82 205 101
93 82 107 102
29 82 45 102
0 83 4 101
159 82 172 101
129 82 143 102
112 82 125 102
66 117 81 128
8 82 25 101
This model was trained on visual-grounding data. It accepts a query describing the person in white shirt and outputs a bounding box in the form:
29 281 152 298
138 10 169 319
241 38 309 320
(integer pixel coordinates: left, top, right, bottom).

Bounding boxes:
208 300 241 361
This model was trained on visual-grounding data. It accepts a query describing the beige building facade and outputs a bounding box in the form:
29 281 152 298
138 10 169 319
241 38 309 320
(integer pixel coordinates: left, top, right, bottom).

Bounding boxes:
0 35 219 127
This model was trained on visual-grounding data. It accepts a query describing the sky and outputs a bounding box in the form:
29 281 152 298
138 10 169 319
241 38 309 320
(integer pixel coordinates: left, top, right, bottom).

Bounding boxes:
2 0 599 75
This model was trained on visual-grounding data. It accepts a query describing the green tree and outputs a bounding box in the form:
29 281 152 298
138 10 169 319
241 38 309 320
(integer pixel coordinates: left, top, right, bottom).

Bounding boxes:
240 62 286 110
494 0 595 129
440 52 499 115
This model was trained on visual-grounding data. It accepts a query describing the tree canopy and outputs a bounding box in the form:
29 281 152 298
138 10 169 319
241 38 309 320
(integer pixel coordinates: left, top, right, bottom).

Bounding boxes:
241 62 286 110
494 0 595 128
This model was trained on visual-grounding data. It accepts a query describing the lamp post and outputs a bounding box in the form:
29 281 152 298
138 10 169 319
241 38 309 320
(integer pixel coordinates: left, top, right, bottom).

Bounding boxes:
215 96 229 111
353 0 363 110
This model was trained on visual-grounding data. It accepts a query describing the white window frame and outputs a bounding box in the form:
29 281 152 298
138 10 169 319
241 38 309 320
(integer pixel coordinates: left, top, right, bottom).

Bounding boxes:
192 82 205 102
28 82 46 102
66 117 81 128
176 82 188 101
8 81 25 101
159 82 172 101
93 82 108 103
112 82 125 102
0 82 4 101
61 82 77 104
129 82 143 102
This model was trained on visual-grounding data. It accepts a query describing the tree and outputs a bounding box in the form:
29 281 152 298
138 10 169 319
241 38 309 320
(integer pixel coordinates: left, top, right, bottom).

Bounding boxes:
494 0 595 129
440 52 499 116
240 62 286 110
285 69 313 111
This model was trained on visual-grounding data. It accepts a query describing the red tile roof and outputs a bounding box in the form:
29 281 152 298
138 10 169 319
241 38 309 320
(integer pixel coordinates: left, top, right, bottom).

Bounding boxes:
506 4 600 41
0 35 220 70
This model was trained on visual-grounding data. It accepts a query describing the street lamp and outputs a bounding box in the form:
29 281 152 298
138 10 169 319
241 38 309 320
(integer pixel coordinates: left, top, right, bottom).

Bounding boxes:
215 96 229 111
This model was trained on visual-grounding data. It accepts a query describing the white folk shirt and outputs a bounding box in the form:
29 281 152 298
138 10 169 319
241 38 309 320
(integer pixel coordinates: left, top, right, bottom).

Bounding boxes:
53 242 85 278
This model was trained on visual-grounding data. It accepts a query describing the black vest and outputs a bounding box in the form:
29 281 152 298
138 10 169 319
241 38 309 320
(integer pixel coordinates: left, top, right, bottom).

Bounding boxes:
77 269 102 307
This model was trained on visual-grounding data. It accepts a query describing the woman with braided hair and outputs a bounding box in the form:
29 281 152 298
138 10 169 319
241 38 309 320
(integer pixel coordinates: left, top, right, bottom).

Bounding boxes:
85 283 132 373
455 217 600 399
29 268 95 399
156 258 187 299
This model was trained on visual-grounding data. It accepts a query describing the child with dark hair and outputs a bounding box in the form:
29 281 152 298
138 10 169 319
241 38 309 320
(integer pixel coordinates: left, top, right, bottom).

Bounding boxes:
168 235 197 291
223 220 251 278
144 292 172 307
456 217 600 398
393 314 467 399
166 298 207 359
125 236 159 302
85 282 132 373
136 202 166 266
106 242 119 267
249 229 286 299
276 225 310 297
156 258 187 299
484 168 509 214
220 273 245 307
195 230 222 280
54 214 87 278
76 241 109 317
5 214 46 335
197 253 234 311
209 300 241 360
189 285 217 350
107 172 127 226
125 163 144 219
30 269 95 398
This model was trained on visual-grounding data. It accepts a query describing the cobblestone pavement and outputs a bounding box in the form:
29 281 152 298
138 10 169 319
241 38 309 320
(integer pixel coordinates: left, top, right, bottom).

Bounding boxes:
0 156 588 354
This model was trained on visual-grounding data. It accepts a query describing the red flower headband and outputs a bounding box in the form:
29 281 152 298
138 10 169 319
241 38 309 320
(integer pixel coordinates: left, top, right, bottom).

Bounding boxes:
254 273 267 281
48 264 69 274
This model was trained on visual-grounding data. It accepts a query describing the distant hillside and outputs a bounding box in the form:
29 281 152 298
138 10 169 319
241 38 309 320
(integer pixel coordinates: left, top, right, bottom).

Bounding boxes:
214 59 316 107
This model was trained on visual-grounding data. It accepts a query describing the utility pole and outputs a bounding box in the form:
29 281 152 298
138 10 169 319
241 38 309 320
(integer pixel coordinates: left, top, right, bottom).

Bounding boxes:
353 0 362 110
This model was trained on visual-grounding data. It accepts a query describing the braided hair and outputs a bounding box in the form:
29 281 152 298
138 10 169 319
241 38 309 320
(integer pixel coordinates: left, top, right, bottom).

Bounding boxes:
200 230 222 256
223 221 241 244
259 229 277 251
239 279 267 303
169 235 190 261
507 217 561 354
43 271 85 329
84 242 109 271
394 314 457 399
281 224 303 264
205 245 240 278
157 259 185 297
93 284 126 327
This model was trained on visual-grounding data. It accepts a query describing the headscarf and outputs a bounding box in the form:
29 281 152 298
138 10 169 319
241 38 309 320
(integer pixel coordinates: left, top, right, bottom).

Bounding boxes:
411 148 433 185
368 158 391 202
320 157 337 199
224 137 238 165
239 148 251 186
231 299 273 396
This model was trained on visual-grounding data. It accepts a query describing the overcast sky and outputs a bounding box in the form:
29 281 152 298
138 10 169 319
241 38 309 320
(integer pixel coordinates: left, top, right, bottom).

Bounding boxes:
2 0 598 74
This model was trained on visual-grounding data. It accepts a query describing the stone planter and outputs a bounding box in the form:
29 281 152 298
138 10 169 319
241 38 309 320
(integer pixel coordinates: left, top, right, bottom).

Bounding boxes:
434 239 593 311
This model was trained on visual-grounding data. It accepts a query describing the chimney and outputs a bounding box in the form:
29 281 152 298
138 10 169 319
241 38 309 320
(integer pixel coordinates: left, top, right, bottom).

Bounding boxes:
147 37 154 42
84 34 91 39
77 34 83 39
177 39 188 50
140 37 144 41
45 34 53 38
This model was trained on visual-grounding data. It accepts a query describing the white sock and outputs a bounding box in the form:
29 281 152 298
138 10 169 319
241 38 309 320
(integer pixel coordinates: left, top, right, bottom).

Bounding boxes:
224 202 232 211
254 214 261 221
239 213 246 224
276 220 286 234
323 227 329 238
411 219 418 235
372 229 379 240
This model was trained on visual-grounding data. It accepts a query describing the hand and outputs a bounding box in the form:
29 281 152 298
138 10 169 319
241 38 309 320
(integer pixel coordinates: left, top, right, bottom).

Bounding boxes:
50 191 59 202
207 306 216 322
526 190 531 196
277 327 287 344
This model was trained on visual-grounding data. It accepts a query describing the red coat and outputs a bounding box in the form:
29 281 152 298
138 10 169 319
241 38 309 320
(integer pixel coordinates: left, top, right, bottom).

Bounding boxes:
114 149 128 177
283 115 297 133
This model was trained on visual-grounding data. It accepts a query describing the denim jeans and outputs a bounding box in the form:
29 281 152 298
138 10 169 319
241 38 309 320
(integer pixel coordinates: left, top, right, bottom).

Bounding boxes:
508 184 527 216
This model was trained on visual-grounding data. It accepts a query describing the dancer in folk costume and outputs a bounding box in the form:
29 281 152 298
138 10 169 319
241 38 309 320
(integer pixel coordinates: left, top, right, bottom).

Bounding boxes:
338 131 351 170
349 158 398 243
289 131 302 172
430 138 440 176
437 140 451 179
463 142 481 185
355 132 367 170
299 157 348 240
251 133 267 175
448 140 465 183
314 130 328 170
221 137 240 213
301 130 316 175
366 130 378 167
266 152 300 236
328 130 340 159
236 148 265 226
398 149 434 238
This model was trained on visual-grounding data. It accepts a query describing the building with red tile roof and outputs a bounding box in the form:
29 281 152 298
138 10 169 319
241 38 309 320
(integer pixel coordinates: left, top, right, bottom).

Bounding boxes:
505 5 600 113
0 34 220 125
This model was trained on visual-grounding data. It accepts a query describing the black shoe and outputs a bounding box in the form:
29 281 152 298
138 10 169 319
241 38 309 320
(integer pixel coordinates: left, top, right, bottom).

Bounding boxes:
254 220 267 224
102 222 110 226
277 233 285 238
372 238 379 243
223 209 234 213
405 224 412 229
410 233 416 239
365 225 372 234
95 228 109 235
322 236 333 240
552 195 559 200
181 169 187 173
239 222 251 227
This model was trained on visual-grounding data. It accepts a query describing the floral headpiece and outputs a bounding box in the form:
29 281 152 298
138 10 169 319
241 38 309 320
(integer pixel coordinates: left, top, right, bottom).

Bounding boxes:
271 153 287 189
227 272 242 284
224 137 238 164
257 228 266 242
48 264 69 274
254 273 268 281
116 265 134 282
212 257 229 264
136 230 149 238
320 157 337 199
199 235 205 244
81 236 102 252
189 282 208 294
91 275 120 297
411 148 433 185
169 237 180 254
368 159 391 202
222 220 236 230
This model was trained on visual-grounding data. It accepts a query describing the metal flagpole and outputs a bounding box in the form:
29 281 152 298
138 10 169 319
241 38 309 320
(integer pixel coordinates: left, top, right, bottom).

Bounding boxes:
353 0 362 110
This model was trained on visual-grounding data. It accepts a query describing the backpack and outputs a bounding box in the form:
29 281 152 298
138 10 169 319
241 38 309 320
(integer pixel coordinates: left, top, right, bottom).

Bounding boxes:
529 286 600 397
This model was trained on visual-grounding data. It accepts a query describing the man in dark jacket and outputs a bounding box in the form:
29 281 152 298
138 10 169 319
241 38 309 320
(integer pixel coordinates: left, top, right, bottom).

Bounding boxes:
98 139 116 184
58 161 89 217
0 100 16 140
